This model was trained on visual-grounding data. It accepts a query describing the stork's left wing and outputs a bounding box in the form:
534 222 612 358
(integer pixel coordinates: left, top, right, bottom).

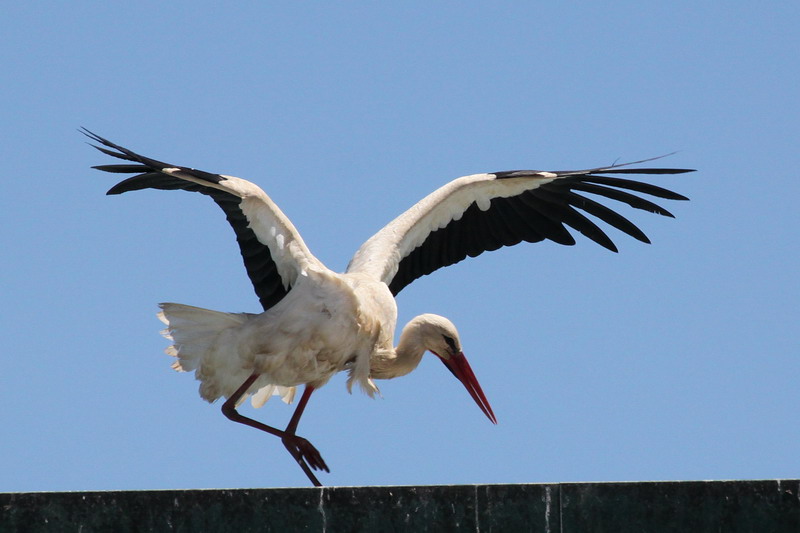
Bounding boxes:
347 159 692 295
84 129 323 311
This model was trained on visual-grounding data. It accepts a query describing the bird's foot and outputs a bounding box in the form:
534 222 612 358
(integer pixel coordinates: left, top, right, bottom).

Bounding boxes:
282 434 329 486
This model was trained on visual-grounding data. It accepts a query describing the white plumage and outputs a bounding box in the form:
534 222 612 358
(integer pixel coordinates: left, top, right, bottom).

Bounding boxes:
160 269 395 402
85 129 692 486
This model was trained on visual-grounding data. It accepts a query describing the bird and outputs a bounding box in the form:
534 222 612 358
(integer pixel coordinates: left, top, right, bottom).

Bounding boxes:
83 128 692 486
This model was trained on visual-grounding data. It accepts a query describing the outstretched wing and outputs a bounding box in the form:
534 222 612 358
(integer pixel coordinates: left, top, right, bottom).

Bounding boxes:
84 129 323 311
347 158 692 295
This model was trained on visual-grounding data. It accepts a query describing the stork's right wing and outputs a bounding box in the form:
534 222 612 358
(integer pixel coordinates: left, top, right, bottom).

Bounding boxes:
84 129 323 311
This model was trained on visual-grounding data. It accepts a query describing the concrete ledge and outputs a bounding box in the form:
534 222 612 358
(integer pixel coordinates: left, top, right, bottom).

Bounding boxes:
2 480 799 532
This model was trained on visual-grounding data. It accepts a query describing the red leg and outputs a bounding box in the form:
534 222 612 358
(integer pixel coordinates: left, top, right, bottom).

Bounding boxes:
280 385 324 486
286 385 314 434
221 375 329 486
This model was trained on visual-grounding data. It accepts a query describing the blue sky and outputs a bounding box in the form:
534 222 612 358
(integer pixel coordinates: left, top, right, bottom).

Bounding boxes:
2 3 798 491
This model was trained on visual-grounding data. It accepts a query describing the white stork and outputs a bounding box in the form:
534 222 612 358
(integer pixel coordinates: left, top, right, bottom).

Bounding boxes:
84 129 692 486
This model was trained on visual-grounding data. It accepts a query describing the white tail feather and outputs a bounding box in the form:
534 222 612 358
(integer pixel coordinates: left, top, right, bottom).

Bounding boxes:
158 303 250 373
251 384 297 407
158 303 295 406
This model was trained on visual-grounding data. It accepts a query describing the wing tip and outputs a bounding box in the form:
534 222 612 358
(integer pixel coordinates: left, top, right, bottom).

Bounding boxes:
79 127 111 149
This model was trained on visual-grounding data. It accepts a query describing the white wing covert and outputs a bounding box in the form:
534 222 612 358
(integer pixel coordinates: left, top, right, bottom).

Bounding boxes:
84 129 323 310
347 161 692 295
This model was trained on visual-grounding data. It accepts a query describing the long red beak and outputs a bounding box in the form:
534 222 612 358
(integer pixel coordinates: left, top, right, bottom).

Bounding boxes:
440 352 497 424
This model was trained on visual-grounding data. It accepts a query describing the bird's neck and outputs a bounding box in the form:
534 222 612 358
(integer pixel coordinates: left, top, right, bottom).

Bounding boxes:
370 319 428 380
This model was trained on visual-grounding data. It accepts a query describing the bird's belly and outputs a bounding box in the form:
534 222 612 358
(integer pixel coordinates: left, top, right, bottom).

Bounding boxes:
240 280 369 388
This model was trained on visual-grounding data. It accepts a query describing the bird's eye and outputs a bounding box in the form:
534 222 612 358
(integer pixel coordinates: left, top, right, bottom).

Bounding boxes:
442 334 457 352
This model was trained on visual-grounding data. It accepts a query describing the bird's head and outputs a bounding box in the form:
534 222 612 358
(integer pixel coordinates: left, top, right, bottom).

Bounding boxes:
413 314 497 424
